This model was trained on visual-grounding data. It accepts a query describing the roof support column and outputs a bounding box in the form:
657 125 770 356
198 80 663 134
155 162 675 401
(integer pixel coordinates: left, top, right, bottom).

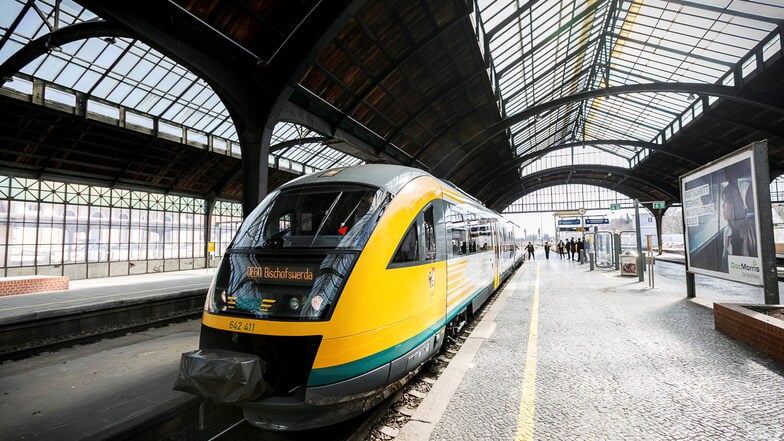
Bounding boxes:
237 126 269 217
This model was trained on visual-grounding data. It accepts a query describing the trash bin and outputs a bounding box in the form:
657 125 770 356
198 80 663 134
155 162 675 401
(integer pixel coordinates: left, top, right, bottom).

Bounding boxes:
620 251 638 276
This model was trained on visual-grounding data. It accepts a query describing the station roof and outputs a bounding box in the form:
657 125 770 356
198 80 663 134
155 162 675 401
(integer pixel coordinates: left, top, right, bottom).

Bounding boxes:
1 0 783 211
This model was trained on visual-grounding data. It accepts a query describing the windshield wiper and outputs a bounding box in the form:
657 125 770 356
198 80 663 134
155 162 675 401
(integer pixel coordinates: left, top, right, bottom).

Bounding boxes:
311 192 343 246
261 226 294 249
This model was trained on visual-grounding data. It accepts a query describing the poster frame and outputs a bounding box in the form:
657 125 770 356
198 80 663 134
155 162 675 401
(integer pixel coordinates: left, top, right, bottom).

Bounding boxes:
679 140 779 304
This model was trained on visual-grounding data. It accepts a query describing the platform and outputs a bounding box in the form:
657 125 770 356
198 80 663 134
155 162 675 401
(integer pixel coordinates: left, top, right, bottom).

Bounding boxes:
399 258 784 441
0 268 214 323
1 262 783 440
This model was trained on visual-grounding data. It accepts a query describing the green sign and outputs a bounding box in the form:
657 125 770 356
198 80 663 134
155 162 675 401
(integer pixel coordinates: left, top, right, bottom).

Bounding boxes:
652 201 666 209
610 203 621 210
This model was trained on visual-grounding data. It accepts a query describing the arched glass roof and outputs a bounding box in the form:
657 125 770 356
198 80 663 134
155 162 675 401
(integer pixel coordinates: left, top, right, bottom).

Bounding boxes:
520 146 629 176
0 0 361 175
503 184 633 213
478 0 784 182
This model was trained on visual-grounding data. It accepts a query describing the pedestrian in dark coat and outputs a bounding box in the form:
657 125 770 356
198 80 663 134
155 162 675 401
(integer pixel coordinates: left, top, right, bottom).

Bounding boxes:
544 242 550 259
568 238 576 260
525 242 535 260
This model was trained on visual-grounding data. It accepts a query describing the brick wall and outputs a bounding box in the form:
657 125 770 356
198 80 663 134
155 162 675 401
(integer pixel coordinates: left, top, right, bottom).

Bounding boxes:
0 276 70 297
714 303 784 365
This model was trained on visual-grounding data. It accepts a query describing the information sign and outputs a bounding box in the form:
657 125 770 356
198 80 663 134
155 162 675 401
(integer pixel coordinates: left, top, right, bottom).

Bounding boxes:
557 219 580 225
585 218 609 225
652 201 666 209
610 203 621 210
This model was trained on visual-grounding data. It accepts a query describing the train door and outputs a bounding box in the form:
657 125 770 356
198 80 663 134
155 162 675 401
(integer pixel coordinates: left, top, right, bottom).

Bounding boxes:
429 200 448 327
493 221 500 289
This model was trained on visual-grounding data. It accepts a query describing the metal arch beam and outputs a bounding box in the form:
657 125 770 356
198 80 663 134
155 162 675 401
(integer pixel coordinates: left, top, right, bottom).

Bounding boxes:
437 82 784 179
491 177 647 212
470 139 697 197
78 0 366 215
483 164 679 209
526 165 681 199
0 21 131 84
270 136 328 153
281 89 420 166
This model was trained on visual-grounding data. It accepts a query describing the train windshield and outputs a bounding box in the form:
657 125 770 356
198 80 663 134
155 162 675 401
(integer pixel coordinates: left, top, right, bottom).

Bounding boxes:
233 185 389 250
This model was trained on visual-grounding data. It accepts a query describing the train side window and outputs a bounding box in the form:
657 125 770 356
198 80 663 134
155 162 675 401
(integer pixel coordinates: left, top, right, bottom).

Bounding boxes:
423 205 436 261
446 203 467 257
392 220 419 264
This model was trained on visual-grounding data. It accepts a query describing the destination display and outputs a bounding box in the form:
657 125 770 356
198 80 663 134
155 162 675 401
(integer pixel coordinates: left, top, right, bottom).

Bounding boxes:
247 264 315 286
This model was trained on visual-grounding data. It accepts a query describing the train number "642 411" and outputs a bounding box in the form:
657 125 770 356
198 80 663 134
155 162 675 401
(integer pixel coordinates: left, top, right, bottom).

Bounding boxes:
228 320 255 332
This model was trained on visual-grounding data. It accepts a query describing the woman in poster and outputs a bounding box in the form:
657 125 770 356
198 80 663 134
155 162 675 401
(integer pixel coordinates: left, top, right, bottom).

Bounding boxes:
720 180 757 271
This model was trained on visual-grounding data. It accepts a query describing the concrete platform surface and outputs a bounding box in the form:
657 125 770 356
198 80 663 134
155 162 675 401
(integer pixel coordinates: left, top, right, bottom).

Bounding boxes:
399 258 784 441
1 262 783 440
0 269 214 322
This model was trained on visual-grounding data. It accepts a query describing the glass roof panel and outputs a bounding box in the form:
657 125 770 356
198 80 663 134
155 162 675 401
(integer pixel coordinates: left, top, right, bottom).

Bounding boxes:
271 122 364 171
478 0 784 183
520 146 630 177
1 0 238 143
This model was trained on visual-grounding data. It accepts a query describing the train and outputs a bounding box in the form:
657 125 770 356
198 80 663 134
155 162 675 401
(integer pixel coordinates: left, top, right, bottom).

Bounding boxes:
175 164 523 430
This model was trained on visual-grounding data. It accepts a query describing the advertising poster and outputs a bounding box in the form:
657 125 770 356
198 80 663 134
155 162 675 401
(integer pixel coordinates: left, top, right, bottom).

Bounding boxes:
681 147 763 285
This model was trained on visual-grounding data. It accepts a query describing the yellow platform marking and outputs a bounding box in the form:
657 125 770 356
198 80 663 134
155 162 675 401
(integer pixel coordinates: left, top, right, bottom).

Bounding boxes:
515 263 540 441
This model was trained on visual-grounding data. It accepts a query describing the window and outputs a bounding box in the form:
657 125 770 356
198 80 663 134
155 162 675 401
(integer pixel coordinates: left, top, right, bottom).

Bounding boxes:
446 204 468 257
392 221 419 264
424 205 436 261
233 185 387 250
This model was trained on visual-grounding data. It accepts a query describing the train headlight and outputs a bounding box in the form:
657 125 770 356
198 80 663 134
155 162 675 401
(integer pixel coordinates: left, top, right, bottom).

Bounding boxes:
310 295 324 312
289 297 301 310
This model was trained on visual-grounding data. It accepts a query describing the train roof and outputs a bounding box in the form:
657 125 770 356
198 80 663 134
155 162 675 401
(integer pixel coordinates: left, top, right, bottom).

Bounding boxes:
278 164 431 195
278 164 505 220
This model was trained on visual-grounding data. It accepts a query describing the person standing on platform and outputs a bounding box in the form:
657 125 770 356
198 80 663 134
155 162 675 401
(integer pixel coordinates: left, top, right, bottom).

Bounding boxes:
577 238 585 264
526 242 535 260
568 238 576 260
544 241 551 259
557 240 565 259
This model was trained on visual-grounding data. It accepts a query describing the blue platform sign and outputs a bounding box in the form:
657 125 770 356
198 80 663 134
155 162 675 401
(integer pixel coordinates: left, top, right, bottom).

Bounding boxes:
585 218 609 225
558 218 580 225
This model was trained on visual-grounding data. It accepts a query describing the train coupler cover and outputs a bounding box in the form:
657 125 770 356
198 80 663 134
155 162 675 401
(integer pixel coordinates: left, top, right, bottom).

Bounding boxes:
174 349 268 403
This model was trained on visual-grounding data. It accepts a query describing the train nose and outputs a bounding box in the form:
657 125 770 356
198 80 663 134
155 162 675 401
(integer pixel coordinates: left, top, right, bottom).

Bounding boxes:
174 349 269 404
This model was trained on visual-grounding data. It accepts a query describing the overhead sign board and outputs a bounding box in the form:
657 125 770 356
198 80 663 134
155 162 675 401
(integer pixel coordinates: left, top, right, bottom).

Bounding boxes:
610 203 621 210
652 201 666 209
585 218 609 225
557 219 580 225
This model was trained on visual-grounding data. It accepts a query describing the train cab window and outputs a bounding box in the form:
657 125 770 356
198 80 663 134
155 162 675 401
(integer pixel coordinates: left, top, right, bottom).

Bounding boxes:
233 185 389 251
392 221 419 263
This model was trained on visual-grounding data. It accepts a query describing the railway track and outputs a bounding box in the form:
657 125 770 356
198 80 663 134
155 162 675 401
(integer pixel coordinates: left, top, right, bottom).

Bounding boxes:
0 289 206 362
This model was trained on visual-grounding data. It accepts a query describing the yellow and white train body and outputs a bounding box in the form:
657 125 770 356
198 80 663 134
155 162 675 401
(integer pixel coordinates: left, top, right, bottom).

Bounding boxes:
175 164 522 430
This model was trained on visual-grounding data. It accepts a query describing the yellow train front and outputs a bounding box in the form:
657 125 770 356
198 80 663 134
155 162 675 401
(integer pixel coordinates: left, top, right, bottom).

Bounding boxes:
175 164 521 430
